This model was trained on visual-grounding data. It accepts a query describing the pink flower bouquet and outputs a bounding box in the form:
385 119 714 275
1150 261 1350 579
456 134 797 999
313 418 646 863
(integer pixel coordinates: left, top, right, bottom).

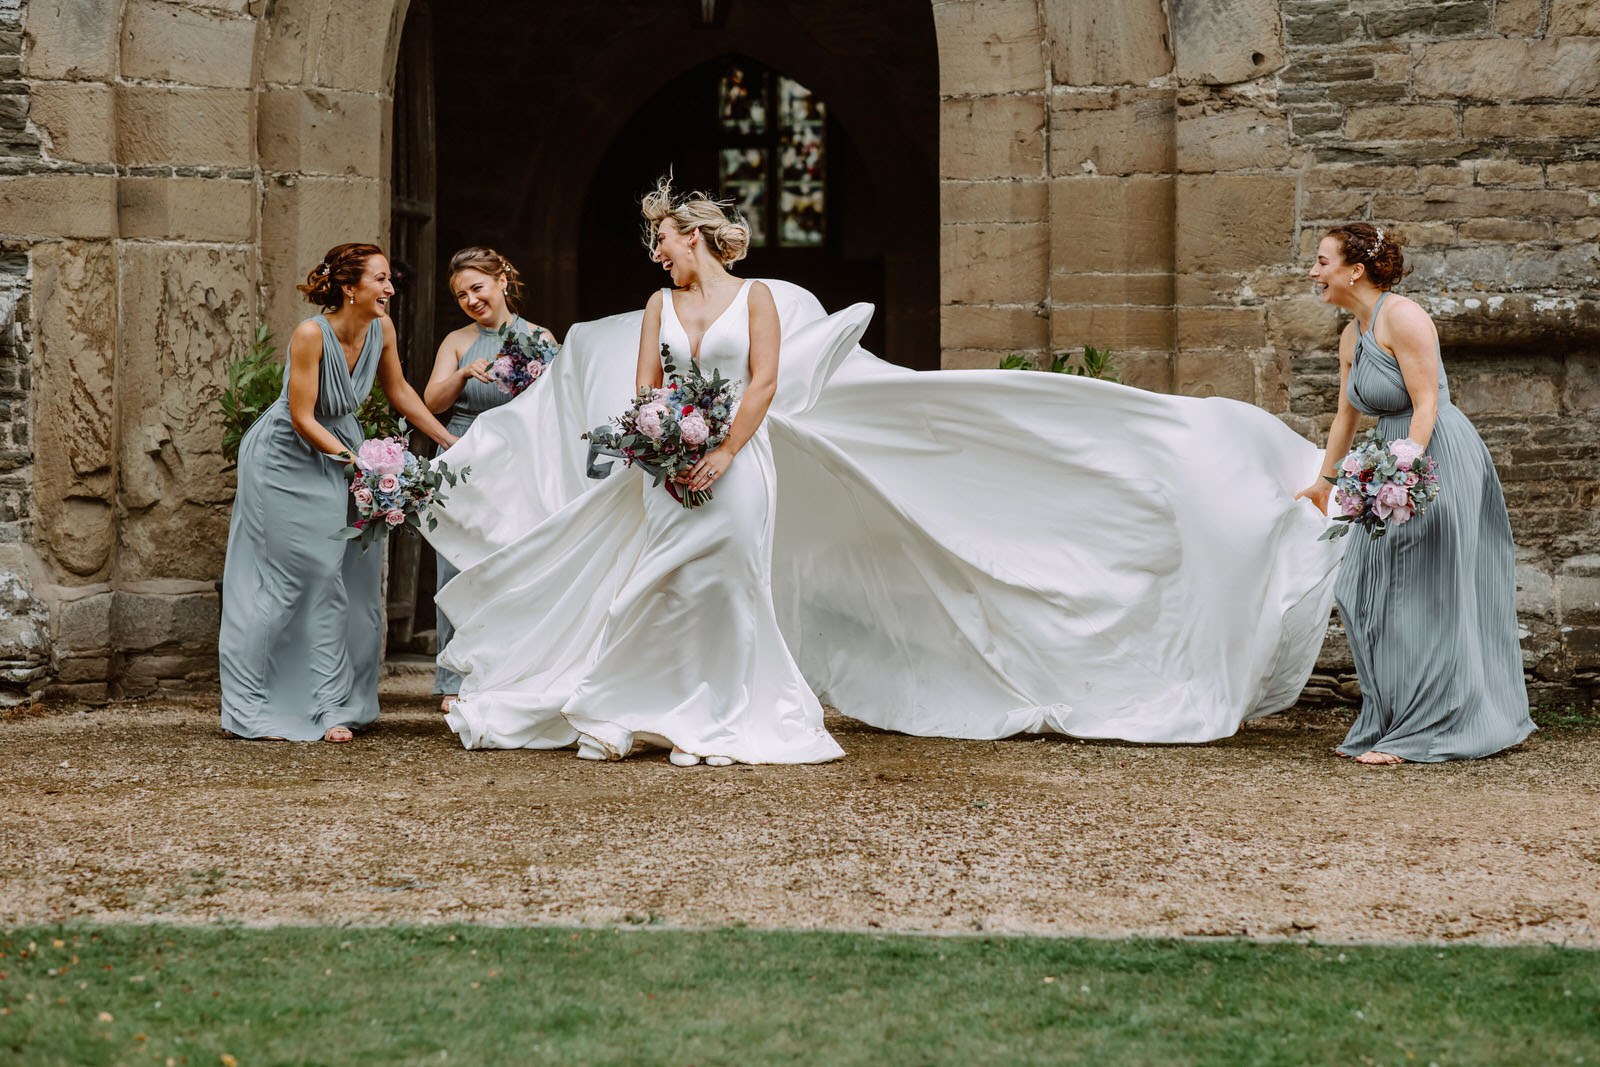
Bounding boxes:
332 427 469 549
489 324 559 397
1319 428 1440 541
582 343 740 509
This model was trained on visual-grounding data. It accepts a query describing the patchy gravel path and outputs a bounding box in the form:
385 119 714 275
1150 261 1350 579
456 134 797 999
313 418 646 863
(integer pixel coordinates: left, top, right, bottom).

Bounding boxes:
2 687 1595 946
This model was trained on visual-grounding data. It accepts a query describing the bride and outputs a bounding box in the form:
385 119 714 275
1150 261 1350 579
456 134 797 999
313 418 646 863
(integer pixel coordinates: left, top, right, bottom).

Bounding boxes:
427 178 1344 761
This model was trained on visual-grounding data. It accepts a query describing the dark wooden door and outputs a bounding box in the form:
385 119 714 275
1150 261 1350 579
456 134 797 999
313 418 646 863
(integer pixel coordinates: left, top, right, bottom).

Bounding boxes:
387 0 439 652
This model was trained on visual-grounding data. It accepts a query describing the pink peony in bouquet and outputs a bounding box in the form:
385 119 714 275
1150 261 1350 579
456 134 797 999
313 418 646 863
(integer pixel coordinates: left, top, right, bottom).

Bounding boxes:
1319 428 1439 541
332 426 469 549
489 322 559 397
582 343 740 509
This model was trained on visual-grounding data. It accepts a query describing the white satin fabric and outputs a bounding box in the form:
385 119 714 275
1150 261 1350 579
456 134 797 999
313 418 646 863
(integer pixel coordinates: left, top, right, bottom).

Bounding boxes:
427 280 1343 753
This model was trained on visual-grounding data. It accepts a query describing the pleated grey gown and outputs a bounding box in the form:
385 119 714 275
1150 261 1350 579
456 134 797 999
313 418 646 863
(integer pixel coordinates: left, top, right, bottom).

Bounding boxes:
219 316 384 740
433 317 522 694
1334 293 1535 761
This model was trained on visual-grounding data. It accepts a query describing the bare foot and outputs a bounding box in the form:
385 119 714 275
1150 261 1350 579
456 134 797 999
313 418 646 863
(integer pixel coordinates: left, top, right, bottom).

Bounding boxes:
1354 750 1405 765
440 696 457 716
1332 747 1351 757
323 726 354 743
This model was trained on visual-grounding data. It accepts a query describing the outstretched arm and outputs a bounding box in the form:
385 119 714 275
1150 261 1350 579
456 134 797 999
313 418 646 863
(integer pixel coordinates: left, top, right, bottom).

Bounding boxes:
1295 321 1361 512
684 282 779 494
376 317 458 449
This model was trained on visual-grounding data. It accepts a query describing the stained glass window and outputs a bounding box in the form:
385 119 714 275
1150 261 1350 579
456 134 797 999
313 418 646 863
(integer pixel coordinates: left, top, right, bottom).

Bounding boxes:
716 61 826 250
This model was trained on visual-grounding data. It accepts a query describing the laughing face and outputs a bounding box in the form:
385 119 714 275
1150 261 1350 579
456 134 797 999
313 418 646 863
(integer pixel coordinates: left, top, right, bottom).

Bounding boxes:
451 267 508 327
345 255 395 317
651 218 695 287
1309 236 1360 305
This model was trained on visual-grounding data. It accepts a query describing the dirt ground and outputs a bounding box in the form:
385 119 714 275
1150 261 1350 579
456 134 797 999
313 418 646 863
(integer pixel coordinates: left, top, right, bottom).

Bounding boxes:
2 675 1596 946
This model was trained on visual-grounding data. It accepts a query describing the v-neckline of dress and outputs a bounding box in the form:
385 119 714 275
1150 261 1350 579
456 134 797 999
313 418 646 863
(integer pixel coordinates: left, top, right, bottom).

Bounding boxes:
667 280 749 364
321 315 374 377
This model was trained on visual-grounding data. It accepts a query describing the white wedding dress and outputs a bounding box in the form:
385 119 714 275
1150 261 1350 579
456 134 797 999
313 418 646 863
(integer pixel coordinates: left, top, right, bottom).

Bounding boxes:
427 280 1343 755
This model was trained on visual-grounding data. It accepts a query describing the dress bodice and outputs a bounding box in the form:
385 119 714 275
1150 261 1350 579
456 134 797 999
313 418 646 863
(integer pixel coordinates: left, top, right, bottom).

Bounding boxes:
282 315 382 420
659 278 754 387
1346 292 1451 418
452 316 526 421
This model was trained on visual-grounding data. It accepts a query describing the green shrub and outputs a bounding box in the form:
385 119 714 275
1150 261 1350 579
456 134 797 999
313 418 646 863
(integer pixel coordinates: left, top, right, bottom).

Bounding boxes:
998 345 1120 382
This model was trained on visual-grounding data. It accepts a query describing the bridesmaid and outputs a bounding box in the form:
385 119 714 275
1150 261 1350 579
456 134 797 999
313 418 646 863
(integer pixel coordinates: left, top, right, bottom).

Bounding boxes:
219 243 460 742
1298 223 1535 764
422 247 558 702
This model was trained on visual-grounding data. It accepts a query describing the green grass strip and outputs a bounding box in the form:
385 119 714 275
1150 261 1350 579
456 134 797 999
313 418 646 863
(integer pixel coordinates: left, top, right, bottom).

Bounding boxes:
1 925 1595 1065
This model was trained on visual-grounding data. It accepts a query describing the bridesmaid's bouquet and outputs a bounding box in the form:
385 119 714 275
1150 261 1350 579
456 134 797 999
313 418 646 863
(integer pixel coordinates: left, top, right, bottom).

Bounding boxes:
1319 428 1439 541
332 429 469 550
489 323 558 397
583 343 740 509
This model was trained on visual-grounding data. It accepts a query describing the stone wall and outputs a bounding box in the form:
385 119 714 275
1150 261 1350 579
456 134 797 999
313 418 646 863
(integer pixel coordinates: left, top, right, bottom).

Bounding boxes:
934 0 1599 708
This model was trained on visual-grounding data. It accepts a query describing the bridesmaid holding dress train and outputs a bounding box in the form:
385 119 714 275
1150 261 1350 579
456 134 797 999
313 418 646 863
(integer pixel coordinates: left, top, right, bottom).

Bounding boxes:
219 243 459 742
422 247 558 701
1298 223 1534 764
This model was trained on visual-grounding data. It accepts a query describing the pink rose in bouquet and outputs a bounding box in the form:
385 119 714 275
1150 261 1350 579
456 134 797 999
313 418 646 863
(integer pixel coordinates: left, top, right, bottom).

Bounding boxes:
377 473 400 494
1340 452 1363 476
385 509 406 527
1373 481 1413 522
637 400 669 440
1336 489 1365 518
356 437 407 478
1388 437 1426 468
678 410 710 446
353 486 374 509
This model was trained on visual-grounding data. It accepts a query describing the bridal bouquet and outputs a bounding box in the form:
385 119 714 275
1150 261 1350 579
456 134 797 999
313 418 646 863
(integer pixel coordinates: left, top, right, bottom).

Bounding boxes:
489 324 559 397
583 343 739 509
1319 428 1439 541
332 429 469 550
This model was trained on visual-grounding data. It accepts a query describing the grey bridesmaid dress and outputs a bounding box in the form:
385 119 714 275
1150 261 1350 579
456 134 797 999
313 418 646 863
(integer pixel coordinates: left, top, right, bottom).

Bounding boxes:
433 317 523 694
219 316 384 740
1334 292 1535 761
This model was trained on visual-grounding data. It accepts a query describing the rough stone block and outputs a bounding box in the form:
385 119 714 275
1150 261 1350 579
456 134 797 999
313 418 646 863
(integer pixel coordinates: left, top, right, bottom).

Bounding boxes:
117 243 253 579
1115 350 1175 392
0 567 50 665
112 590 221 650
1049 89 1175 177
940 303 1048 350
940 347 1041 371
1051 272 1175 306
1414 39 1600 100
1176 106 1291 173
1344 105 1458 141
57 590 112 651
1371 188 1590 221
20 0 120 79
1170 0 1284 85
1463 105 1597 139
1044 0 1173 86
940 180 1048 224
258 87 384 178
1174 348 1255 401
118 177 254 241
941 94 1046 181
1457 218 1552 243
260 0 328 85
1548 162 1600 190
1367 2 1491 39
56 656 110 683
1175 175 1296 270
260 175 382 336
934 0 1046 96
0 175 117 239
1305 164 1418 193
939 221 1049 304
1176 307 1266 349
1303 188 1371 220
30 241 117 578
312 2 391 91
1549 0 1600 36
1417 163 1475 188
1474 160 1544 186
27 82 114 163
114 85 252 167
1267 294 1342 350
1048 176 1174 273
1050 305 1174 350
120 0 256 88
1563 354 1600 412
1494 0 1542 35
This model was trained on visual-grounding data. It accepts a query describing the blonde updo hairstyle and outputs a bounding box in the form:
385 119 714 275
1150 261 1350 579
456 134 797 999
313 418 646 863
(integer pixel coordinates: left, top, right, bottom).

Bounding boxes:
297 242 385 312
447 246 523 313
1326 222 1409 290
640 174 751 267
